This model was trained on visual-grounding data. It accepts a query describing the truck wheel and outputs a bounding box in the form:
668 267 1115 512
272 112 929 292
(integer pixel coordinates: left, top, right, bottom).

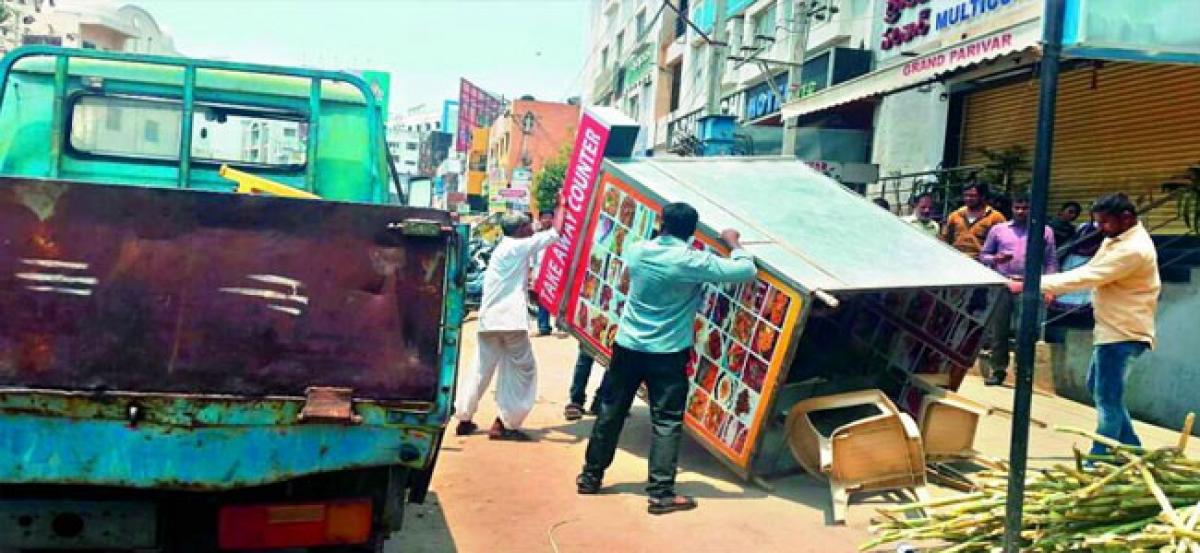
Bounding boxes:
312 536 386 553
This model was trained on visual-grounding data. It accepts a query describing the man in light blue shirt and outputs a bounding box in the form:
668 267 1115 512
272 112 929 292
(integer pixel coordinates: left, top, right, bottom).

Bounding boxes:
576 202 756 515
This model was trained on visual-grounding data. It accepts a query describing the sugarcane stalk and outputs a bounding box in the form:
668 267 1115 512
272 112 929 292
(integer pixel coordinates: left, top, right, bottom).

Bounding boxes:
1056 425 1148 454
1139 462 1188 531
877 492 989 513
1180 412 1195 453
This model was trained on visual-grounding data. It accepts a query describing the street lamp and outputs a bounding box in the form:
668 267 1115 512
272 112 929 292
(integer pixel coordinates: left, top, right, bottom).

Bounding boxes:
521 111 535 134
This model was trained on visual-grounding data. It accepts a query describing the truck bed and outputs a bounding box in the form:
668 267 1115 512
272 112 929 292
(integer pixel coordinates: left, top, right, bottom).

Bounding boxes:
0 177 453 401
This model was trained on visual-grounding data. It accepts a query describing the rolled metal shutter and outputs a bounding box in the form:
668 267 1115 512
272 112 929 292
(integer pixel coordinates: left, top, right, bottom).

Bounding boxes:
959 62 1200 234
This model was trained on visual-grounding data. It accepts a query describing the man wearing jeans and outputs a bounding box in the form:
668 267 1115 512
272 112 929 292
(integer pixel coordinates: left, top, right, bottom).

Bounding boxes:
1009 193 1160 454
576 202 756 515
564 349 609 420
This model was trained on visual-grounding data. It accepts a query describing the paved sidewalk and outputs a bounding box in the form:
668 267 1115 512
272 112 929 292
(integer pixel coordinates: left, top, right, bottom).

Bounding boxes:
392 322 1190 553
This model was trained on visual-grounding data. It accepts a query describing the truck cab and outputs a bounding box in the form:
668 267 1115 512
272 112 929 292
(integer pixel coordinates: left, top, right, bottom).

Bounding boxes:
0 46 463 551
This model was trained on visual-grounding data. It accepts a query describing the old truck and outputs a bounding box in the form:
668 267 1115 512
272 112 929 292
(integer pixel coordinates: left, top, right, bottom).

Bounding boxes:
0 46 464 551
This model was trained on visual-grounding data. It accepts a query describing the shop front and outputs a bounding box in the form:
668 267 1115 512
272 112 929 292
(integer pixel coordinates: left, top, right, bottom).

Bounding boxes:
949 60 1200 235
781 0 1043 180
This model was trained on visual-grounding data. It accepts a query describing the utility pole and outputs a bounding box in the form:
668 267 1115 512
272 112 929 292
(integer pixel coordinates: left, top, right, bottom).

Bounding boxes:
704 0 728 116
697 0 737 156
1002 0 1064 551
781 0 813 157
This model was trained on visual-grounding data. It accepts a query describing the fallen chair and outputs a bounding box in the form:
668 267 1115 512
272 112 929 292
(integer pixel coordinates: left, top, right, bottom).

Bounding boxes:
784 389 929 524
910 374 991 460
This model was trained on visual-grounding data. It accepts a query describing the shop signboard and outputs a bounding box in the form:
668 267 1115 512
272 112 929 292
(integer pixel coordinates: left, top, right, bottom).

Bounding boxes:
456 79 504 152
511 167 533 190
533 107 639 314
349 70 391 116
743 73 788 121
878 0 1032 58
1062 0 1200 65
620 44 655 96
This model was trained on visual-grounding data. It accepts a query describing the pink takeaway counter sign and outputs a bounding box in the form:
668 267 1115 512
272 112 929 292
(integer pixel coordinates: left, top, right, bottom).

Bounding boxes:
534 107 639 313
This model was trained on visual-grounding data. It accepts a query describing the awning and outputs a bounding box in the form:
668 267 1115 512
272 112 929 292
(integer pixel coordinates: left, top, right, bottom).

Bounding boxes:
781 19 1042 120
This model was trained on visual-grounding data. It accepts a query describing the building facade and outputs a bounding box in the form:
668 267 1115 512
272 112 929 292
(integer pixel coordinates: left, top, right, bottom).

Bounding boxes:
464 127 490 212
774 0 1200 236
581 0 667 155
386 117 423 177
582 0 876 157
2 1 176 55
485 98 581 213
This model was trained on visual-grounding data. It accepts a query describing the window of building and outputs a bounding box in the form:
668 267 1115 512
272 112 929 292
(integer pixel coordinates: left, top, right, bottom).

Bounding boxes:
105 104 122 131
674 0 690 39
615 31 624 61
754 3 777 40
601 47 609 69
669 62 682 112
636 9 647 39
143 120 160 143
406 142 418 151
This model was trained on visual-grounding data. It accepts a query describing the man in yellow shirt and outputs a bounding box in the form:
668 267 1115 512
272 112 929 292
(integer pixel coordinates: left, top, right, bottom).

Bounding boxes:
1008 193 1160 454
941 183 1007 259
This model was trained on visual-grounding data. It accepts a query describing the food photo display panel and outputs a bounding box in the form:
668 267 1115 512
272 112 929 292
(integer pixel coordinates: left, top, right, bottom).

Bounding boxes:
565 172 805 472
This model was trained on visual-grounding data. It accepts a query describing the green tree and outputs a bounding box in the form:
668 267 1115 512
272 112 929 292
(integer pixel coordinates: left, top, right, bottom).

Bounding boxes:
977 145 1032 198
534 142 572 213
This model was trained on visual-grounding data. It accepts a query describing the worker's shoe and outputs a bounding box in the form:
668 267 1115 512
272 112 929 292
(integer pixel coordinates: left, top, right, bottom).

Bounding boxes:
984 374 1006 386
564 403 584 421
455 420 478 436
487 417 531 441
576 473 602 495
647 495 697 515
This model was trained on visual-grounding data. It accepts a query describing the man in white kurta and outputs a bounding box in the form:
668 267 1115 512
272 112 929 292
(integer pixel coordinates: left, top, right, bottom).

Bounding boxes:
455 212 558 440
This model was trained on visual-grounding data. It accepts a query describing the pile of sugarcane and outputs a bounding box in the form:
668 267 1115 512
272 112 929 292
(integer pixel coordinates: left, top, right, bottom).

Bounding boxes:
862 418 1200 552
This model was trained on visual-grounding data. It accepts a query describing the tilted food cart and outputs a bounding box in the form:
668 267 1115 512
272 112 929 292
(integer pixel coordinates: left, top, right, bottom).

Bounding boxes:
556 156 1007 480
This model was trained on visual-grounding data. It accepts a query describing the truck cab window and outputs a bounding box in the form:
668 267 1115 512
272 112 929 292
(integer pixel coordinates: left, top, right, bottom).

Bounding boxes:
70 95 307 168
70 95 182 160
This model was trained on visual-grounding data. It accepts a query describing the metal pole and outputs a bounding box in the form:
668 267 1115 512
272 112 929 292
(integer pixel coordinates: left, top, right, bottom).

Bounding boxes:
780 0 811 156
705 0 728 116
177 65 195 188
1002 1 1064 551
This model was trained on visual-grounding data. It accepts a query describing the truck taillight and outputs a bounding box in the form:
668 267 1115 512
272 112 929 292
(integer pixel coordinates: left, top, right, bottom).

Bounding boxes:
217 499 372 550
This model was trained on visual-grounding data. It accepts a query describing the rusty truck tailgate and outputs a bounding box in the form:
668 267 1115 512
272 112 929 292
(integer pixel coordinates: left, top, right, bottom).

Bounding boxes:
0 178 453 401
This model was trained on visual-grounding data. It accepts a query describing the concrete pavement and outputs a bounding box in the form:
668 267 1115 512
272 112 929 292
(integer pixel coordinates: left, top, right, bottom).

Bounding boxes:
392 321 1191 553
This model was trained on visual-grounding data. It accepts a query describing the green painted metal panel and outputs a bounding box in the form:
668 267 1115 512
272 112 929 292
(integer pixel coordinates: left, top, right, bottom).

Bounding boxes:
0 46 391 204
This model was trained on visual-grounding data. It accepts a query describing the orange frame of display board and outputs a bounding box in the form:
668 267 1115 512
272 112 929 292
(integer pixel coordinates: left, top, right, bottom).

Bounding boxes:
561 169 811 478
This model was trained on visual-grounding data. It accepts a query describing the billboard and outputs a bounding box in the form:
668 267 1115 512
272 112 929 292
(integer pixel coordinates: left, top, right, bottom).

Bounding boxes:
349 70 392 117
1062 0 1200 64
455 79 505 152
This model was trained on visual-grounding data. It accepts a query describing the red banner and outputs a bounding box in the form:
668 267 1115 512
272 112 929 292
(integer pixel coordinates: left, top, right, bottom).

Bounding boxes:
533 110 612 312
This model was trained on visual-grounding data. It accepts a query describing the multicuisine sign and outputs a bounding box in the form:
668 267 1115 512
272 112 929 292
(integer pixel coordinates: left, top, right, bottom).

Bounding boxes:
880 0 1029 56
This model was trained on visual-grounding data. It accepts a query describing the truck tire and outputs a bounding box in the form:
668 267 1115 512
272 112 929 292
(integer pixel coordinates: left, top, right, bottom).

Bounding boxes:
312 535 386 553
